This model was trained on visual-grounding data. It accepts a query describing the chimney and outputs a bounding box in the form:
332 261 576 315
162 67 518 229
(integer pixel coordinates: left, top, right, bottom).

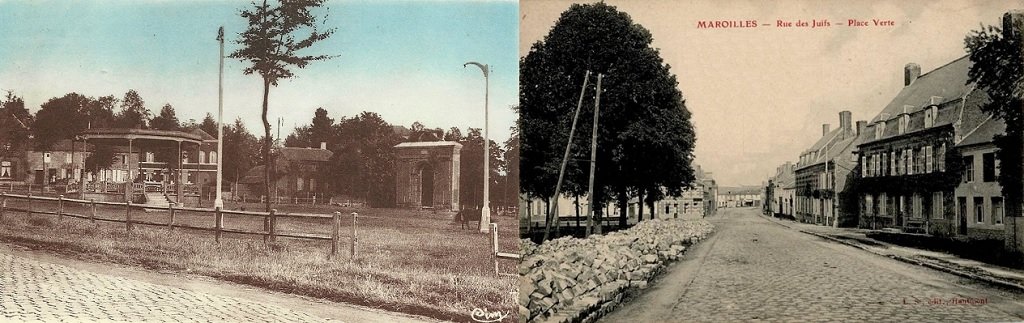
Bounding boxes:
839 110 852 135
320 142 327 150
856 120 867 136
904 63 921 86
1003 10 1024 40
822 124 830 137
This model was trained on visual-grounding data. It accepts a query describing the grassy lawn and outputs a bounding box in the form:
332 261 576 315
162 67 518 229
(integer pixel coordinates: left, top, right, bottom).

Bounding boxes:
0 195 519 322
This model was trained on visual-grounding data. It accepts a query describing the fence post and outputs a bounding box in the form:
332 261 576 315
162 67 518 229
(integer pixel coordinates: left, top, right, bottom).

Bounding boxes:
57 195 64 222
350 212 358 260
125 200 133 233
331 211 340 258
26 192 32 217
0 193 6 221
269 209 277 243
263 209 270 243
168 203 175 229
312 194 316 206
491 223 499 276
215 206 223 243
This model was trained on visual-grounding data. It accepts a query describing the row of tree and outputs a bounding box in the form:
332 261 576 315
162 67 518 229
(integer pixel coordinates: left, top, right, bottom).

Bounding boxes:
520 3 697 240
283 107 520 208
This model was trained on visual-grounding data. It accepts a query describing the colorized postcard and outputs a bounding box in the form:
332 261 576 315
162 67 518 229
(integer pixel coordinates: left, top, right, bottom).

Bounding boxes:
0 0 518 322
519 1 1024 322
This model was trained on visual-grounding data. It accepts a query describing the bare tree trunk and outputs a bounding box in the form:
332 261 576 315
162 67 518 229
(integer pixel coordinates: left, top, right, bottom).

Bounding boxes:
542 197 551 240
262 78 272 213
648 194 656 219
617 187 628 227
638 189 645 222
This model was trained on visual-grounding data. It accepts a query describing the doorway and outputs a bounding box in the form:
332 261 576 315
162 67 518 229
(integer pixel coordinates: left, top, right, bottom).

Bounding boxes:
419 163 434 207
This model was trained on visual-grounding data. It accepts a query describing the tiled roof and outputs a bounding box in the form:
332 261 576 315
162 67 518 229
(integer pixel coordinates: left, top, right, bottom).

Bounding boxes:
957 117 1006 148
869 56 972 124
278 147 333 162
239 165 266 184
394 141 462 148
719 186 761 196
190 128 216 141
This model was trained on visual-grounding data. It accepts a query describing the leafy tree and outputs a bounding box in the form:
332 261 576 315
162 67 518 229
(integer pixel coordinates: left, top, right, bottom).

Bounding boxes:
0 91 33 156
284 125 312 147
150 104 181 131
224 118 260 190
84 144 116 173
231 0 335 211
459 128 505 208
199 113 218 138
408 121 442 142
965 17 1023 217
520 3 696 238
443 127 463 141
83 95 118 129
115 89 150 129
332 112 401 207
286 107 336 148
34 93 92 150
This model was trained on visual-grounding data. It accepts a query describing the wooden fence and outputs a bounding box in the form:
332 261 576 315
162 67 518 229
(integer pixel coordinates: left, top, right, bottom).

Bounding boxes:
0 192 359 259
490 223 520 277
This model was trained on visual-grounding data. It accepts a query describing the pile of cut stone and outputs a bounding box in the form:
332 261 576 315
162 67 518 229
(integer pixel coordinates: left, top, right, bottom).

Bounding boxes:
519 219 713 323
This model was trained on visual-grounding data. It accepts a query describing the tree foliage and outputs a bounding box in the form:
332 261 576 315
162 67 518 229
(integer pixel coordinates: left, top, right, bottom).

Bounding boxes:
231 0 335 211
150 104 181 131
520 3 696 233
965 20 1023 216
199 113 218 138
34 93 93 150
115 89 150 129
0 91 33 156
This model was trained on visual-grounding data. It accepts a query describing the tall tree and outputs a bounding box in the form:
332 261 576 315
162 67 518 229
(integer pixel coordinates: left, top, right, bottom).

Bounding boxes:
150 104 181 131
115 89 150 129
459 128 504 209
34 93 92 150
231 0 335 211
520 3 696 238
83 95 118 129
223 118 260 191
965 16 1023 218
332 111 400 207
0 91 33 156
503 123 520 208
199 113 218 138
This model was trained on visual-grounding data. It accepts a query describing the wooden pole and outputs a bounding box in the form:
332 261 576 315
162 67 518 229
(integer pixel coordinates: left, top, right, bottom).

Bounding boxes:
350 212 358 260
215 206 222 243
545 70 591 241
491 223 499 276
269 209 277 243
26 192 32 217
89 198 96 224
57 195 64 222
586 74 603 236
168 203 175 228
125 200 133 233
331 211 340 257
1 193 6 221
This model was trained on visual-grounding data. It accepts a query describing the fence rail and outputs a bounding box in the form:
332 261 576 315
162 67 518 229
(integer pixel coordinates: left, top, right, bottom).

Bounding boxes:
0 192 358 259
490 223 520 277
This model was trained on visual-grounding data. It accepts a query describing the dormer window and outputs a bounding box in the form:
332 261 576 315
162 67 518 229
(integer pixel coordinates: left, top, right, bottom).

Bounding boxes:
875 122 885 140
898 114 909 134
924 106 938 128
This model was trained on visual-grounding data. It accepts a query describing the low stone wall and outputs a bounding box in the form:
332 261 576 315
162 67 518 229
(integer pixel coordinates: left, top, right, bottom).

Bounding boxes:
519 219 714 323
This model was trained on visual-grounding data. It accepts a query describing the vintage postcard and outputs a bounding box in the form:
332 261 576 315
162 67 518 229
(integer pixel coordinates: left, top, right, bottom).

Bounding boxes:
519 0 1024 322
0 0 517 322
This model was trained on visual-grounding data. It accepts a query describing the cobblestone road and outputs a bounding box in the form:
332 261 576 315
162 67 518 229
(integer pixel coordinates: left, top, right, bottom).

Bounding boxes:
0 252 333 322
602 207 1024 323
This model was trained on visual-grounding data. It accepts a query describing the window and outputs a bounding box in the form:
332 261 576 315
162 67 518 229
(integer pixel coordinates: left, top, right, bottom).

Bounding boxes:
906 149 914 175
891 151 898 175
145 152 155 162
0 161 10 178
925 106 937 128
880 193 888 216
297 177 304 191
975 197 985 224
665 204 670 214
875 122 885 140
932 192 944 219
881 153 888 176
938 143 946 171
958 197 967 224
210 151 217 164
65 153 72 164
982 153 996 182
898 115 909 134
993 197 1004 225
199 151 206 164
44 152 51 163
864 195 874 216
122 154 127 165
963 156 974 183
912 194 922 219
861 156 868 176
925 146 933 173
309 178 316 191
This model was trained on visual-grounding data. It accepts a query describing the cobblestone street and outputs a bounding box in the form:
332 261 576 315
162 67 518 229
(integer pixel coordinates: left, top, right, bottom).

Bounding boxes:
0 251 333 322
601 207 1024 323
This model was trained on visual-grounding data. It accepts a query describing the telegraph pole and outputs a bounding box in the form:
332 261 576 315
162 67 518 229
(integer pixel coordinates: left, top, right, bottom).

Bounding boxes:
214 26 225 209
586 74 603 236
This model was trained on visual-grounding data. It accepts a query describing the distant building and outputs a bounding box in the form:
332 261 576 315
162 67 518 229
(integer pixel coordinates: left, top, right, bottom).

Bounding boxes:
954 117 1006 240
717 186 761 208
767 162 796 219
239 143 333 201
794 111 865 226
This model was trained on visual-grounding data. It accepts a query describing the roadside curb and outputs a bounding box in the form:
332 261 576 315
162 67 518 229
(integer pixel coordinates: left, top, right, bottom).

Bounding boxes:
796 228 1024 293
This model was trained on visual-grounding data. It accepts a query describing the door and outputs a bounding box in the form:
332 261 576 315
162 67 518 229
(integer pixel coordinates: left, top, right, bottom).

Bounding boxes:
419 163 434 207
958 197 967 235
34 170 44 185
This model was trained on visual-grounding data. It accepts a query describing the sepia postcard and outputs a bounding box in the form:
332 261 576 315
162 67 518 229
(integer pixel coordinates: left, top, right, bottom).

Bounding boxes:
519 0 1024 322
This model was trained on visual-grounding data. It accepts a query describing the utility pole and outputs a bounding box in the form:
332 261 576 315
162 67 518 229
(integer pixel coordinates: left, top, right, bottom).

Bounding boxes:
586 74 603 236
545 71 590 241
214 26 225 209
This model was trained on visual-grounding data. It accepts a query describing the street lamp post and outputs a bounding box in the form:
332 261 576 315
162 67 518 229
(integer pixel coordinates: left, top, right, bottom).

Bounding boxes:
464 61 490 233
214 26 225 209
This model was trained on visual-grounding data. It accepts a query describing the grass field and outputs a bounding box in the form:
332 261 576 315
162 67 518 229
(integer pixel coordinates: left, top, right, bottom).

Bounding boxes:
0 194 519 322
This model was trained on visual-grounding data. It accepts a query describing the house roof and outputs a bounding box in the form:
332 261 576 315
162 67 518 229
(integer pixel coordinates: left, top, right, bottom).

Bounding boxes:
718 186 761 196
190 128 216 141
394 141 462 148
278 147 333 162
869 56 972 124
239 165 266 184
957 117 1006 148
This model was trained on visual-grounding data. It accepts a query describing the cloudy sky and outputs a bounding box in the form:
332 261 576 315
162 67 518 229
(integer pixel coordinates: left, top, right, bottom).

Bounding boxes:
0 0 519 143
521 0 1020 187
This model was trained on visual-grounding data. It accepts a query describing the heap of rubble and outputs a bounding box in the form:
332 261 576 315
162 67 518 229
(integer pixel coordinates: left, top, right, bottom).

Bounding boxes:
520 219 714 323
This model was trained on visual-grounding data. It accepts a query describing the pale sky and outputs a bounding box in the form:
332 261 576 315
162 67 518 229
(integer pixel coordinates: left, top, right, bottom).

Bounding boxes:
521 0 1021 187
0 0 519 143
